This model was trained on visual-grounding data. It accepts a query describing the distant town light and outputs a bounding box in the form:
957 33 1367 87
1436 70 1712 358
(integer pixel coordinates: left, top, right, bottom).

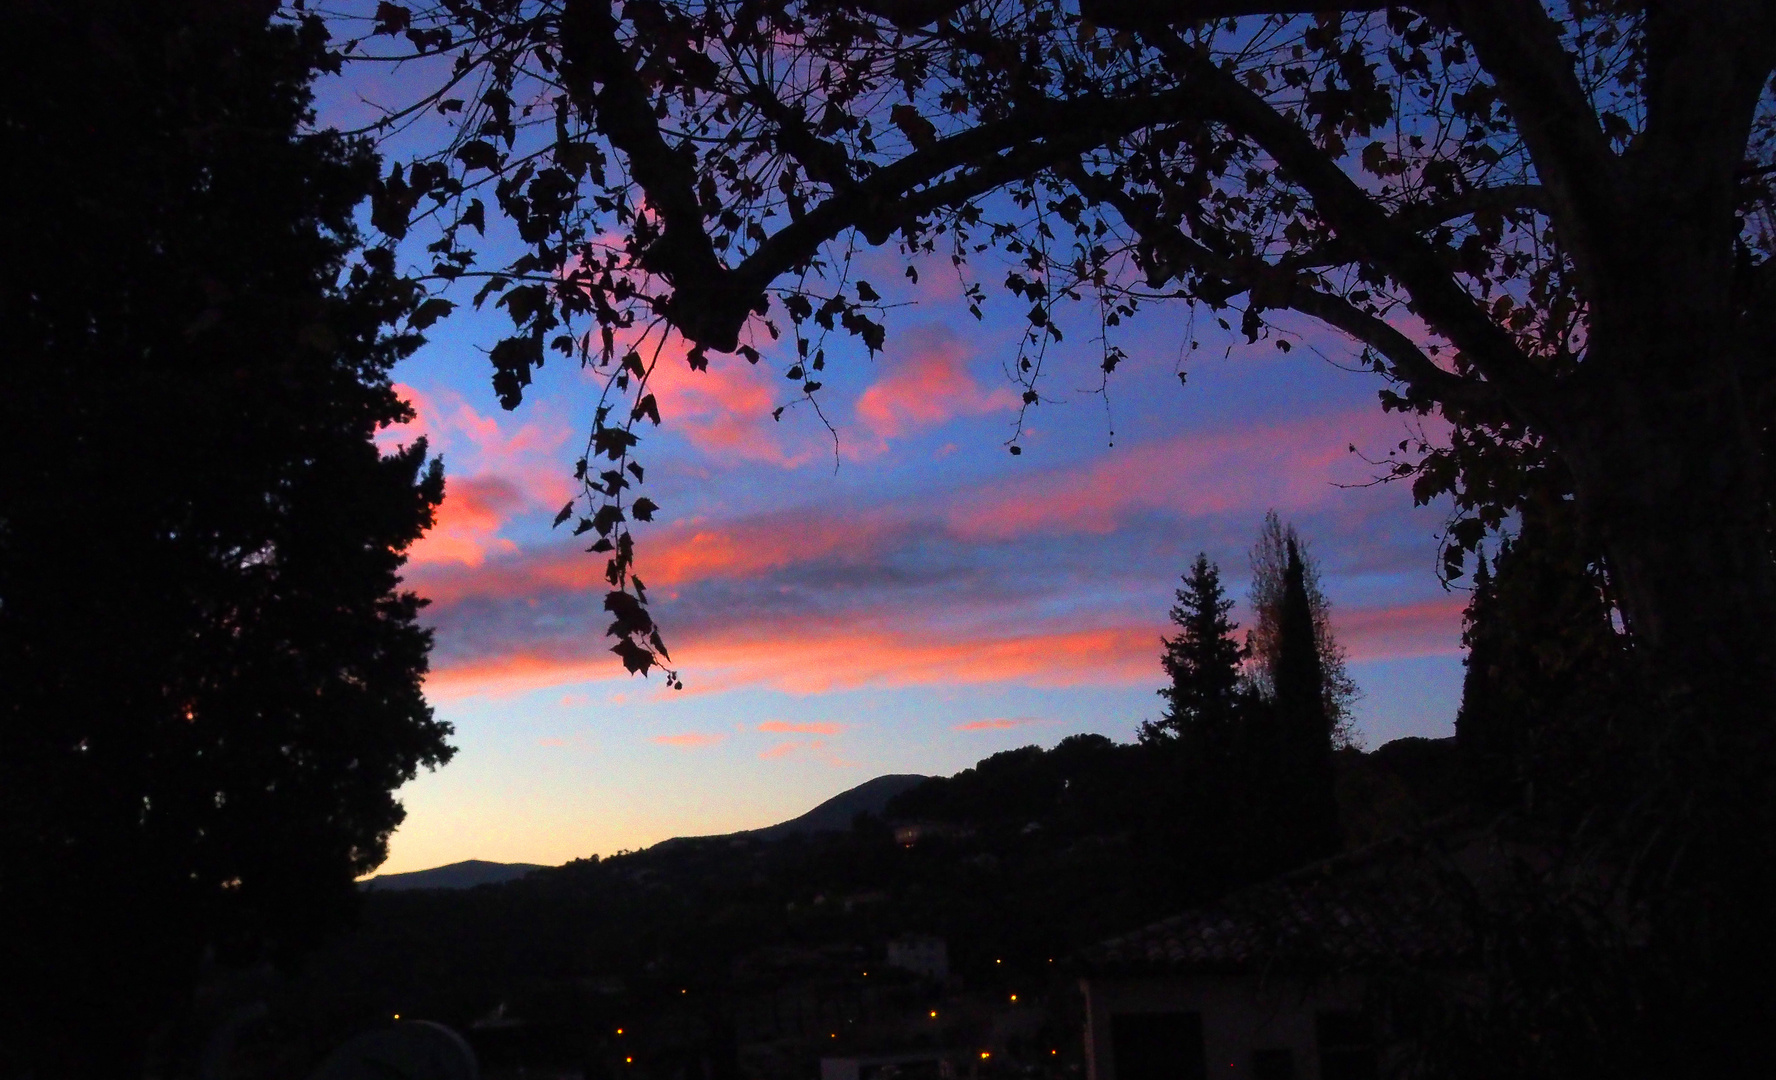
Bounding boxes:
929 1011 938 1018
625 1057 633 1065
980 1051 991 1060
393 1014 400 1020
1009 994 1017 1002
994 958 1001 964
616 1029 624 1036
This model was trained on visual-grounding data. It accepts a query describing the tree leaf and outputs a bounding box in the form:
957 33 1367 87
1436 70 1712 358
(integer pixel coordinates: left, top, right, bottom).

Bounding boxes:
408 297 455 331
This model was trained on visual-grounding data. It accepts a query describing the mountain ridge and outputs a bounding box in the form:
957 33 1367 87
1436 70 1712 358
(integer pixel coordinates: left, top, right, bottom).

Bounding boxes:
363 772 931 889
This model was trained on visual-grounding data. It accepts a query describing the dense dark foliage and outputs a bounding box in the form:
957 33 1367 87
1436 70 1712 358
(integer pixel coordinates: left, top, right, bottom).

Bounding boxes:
0 2 451 1074
1455 498 1630 810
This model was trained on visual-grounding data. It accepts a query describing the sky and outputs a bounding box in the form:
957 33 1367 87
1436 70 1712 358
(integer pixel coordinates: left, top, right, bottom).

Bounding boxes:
315 47 1470 876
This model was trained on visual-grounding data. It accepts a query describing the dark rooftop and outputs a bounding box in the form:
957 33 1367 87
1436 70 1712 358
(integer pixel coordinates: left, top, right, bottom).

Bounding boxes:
1081 833 1482 977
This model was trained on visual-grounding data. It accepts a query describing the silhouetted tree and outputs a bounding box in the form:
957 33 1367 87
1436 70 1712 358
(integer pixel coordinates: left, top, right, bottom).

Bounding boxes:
1246 512 1361 747
1142 554 1245 746
0 3 451 1074
1247 537 1344 865
1455 499 1629 810
1138 541 1339 885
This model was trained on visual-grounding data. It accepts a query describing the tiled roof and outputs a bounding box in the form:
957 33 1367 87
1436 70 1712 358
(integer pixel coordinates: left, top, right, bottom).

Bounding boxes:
1082 836 1479 976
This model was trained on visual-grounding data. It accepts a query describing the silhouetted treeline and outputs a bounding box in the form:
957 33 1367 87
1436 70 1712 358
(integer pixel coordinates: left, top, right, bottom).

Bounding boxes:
209 723 1453 1076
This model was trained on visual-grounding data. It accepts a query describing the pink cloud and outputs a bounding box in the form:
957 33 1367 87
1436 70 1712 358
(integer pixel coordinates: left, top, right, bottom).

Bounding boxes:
403 407 1434 608
632 335 820 468
420 587 1465 702
758 720 845 735
403 504 906 606
946 408 1414 542
386 383 571 483
652 732 727 748
954 717 1046 731
759 740 805 759
850 327 1017 454
1334 596 1467 661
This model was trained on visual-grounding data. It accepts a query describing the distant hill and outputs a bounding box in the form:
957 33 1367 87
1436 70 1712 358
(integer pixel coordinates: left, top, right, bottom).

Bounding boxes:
652 773 932 850
363 775 929 889
363 859 545 892
740 773 929 841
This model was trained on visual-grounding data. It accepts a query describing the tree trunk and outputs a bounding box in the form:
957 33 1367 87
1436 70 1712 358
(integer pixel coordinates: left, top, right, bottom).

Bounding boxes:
1562 331 1776 739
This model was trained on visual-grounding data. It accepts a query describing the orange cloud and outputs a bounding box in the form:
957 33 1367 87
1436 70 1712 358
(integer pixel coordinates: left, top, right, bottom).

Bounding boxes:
758 720 845 735
850 327 1016 454
410 473 524 567
954 717 1046 731
758 740 805 759
652 732 727 748
423 616 1163 700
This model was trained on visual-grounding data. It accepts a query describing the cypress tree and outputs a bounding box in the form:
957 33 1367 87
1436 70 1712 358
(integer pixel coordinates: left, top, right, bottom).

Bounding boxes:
1246 510 1360 745
1261 536 1342 861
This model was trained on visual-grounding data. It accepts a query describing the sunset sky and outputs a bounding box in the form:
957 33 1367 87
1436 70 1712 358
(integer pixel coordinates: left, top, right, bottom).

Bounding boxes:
317 58 1469 876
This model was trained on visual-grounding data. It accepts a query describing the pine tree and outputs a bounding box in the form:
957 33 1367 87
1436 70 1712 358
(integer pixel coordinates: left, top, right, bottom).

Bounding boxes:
1143 554 1245 745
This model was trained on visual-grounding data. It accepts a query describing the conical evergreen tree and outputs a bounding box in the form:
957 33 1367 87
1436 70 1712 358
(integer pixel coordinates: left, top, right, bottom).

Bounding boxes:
1246 510 1360 745
1143 554 1245 746
1259 536 1343 862
1273 537 1332 746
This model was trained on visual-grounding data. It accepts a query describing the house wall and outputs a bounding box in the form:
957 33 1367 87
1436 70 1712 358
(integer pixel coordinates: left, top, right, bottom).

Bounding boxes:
1081 973 1365 1080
